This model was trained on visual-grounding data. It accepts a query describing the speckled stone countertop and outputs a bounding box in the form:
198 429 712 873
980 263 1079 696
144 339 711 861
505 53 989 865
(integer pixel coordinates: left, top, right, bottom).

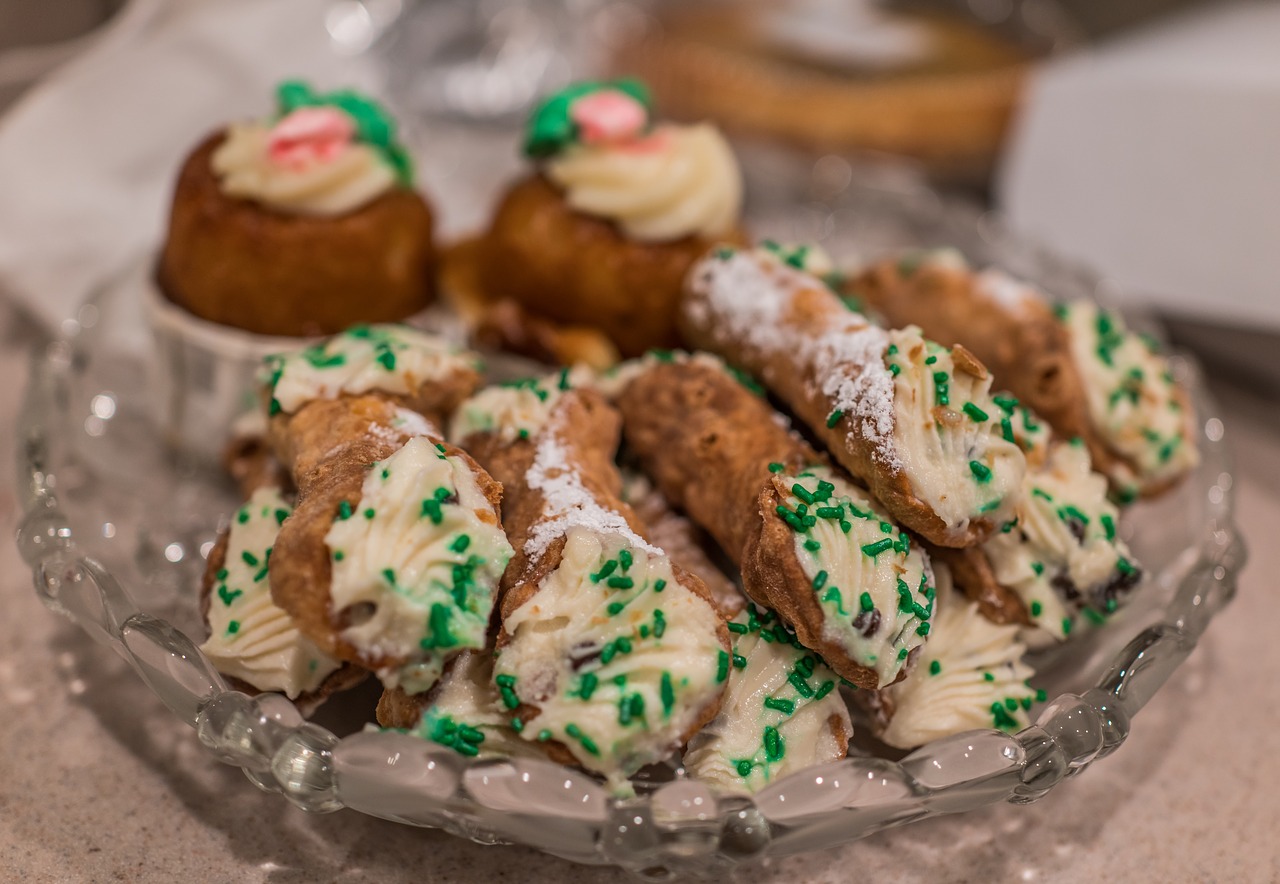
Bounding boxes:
1 297 1277 883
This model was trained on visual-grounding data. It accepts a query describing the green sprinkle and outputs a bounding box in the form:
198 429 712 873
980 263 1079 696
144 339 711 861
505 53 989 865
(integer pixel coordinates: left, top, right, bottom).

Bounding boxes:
652 611 666 638
217 586 242 607
653 578 667 593
332 550 344 561
963 403 989 422
1032 488 1054 502
763 725 785 762
804 538 822 552
510 717 524 733
606 576 634 590
787 672 814 698
564 723 600 757
889 363 901 376
811 570 828 590
1101 514 1117 541
716 651 730 683
861 538 894 557
450 534 471 553
929 660 942 676
792 483 816 504
768 462 784 473
241 551 259 568
420 499 443 524
983 671 995 682
1059 505 1090 527
1084 607 1107 625
1036 689 1048 702
815 506 843 519
727 621 748 634
1000 417 1015 444
826 409 844 428
606 601 625 616
619 549 633 571
227 620 240 635
536 729 552 742
735 759 754 778
268 398 282 416
661 672 675 716
1030 601 1043 617
860 591 875 613
234 509 250 525
1062 618 1073 636
1031 561 1044 576
763 697 795 715
814 680 835 700
925 355 938 365
578 672 598 700
558 367 572 390
898 647 909 661
363 507 376 519
992 702 1020 731
993 394 1018 413
732 653 747 669
969 460 992 483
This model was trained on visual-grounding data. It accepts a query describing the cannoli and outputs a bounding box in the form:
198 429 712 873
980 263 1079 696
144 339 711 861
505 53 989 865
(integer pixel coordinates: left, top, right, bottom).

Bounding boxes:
452 385 729 787
264 328 512 695
683 606 851 794
680 246 1026 548
934 404 1142 642
377 651 550 761
200 486 366 715
850 253 1197 498
615 357 935 689
865 564 1039 750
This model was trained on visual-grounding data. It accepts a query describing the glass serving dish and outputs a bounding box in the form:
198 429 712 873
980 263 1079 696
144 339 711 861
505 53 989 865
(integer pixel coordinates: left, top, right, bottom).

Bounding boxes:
14 191 1244 879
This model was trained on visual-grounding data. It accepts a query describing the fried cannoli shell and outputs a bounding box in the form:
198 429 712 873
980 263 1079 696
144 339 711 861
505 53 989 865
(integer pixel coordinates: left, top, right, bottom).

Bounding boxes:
625 475 745 618
849 259 1147 490
926 545 1031 627
268 395 504 667
376 683 429 730
462 389 728 749
680 267 994 548
615 362 812 560
200 531 368 717
616 361 887 689
476 175 749 358
223 432 292 499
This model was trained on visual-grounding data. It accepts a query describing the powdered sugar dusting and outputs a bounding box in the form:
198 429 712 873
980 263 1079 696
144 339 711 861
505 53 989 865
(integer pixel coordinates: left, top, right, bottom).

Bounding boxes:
523 408 660 564
811 324 900 469
975 268 1040 312
391 407 440 439
685 248 900 469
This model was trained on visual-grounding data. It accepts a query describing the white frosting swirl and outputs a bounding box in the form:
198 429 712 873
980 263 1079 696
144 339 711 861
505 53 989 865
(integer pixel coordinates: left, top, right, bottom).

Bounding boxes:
212 121 396 217
497 527 726 788
266 325 479 416
878 589 1036 749
326 436 513 694
683 608 850 794
546 123 742 242
201 488 342 698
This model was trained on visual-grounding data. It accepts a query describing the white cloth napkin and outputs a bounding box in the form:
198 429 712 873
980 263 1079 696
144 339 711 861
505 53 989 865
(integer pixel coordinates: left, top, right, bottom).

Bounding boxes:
0 0 375 332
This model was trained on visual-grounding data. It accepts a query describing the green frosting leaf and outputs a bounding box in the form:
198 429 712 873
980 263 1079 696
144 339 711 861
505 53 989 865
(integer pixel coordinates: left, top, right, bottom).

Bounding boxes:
273 79 414 186
522 78 652 159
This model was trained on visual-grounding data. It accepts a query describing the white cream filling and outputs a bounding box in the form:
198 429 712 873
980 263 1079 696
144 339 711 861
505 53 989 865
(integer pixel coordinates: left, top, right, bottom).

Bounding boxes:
883 329 1025 532
496 528 726 786
985 439 1138 642
683 608 849 794
448 366 596 445
213 121 396 217
1061 300 1198 491
547 123 742 242
325 437 512 693
781 466 933 686
266 325 479 416
412 651 548 760
879 591 1037 749
202 488 341 698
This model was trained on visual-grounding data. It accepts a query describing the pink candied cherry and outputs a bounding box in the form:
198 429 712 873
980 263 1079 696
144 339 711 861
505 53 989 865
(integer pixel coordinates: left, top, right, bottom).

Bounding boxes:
267 106 356 168
569 89 648 146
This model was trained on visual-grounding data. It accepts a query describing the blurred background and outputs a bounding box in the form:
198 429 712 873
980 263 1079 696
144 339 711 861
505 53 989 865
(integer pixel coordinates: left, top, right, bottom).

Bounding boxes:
0 0 1275 391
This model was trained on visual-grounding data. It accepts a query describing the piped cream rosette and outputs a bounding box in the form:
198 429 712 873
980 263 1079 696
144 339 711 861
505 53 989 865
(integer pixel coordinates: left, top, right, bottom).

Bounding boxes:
683 606 851 794
680 246 1027 549
868 565 1039 749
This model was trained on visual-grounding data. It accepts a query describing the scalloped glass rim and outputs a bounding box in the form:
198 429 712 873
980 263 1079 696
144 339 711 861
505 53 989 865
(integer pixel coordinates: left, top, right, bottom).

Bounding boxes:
15 252 1246 879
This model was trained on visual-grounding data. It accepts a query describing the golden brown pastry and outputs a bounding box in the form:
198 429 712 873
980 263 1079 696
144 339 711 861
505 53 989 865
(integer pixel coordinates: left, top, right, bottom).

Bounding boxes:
158 81 436 337
850 252 1198 499
615 355 935 690
471 80 748 359
680 245 1026 548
